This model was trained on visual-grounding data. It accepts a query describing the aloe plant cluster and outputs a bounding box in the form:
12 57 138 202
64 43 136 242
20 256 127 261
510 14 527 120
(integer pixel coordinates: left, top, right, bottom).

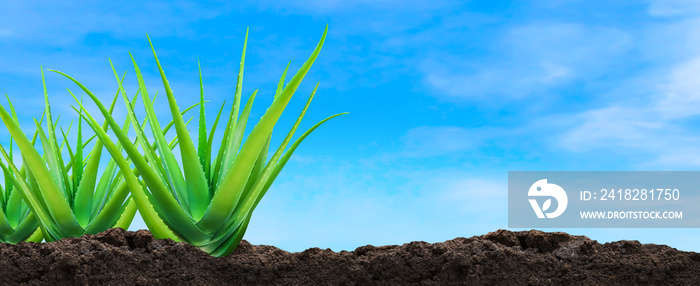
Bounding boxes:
0 75 140 243
0 26 344 256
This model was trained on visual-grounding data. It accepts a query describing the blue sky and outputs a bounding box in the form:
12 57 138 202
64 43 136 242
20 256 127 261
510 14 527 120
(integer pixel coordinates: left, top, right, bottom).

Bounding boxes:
3 0 700 252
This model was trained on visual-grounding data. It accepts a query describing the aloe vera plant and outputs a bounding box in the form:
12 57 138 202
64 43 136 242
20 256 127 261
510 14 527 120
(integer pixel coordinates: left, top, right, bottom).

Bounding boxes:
0 115 43 243
55 26 346 256
0 144 42 243
0 71 142 241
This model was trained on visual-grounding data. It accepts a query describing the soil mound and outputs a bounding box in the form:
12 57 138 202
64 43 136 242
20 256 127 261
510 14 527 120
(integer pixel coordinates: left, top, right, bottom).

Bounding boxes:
0 228 698 285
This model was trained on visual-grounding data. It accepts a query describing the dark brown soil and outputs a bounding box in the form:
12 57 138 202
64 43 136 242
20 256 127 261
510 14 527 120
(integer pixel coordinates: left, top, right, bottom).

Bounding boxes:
0 228 699 285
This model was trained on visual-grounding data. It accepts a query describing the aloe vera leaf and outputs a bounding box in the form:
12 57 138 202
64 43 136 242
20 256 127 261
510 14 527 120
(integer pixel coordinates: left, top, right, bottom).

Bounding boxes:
18 203 29 222
41 68 71 197
256 113 347 206
88 96 137 223
56 112 76 192
90 160 118 219
19 156 48 221
197 59 207 177
72 98 84 212
4 212 39 243
113 196 136 230
25 227 43 242
88 113 141 229
61 135 94 173
35 121 69 196
38 226 52 242
111 60 167 183
138 100 204 175
89 102 193 222
68 102 181 241
150 116 192 173
28 120 84 235
5 139 23 226
196 203 250 253
83 134 97 149
209 91 342 246
239 134 270 206
163 101 205 135
145 39 209 220
197 26 327 233
0 149 63 240
4 93 19 202
210 116 230 190
133 95 178 185
62 80 205 244
72 85 122 227
120 58 188 212
58 123 74 156
210 112 346 251
210 212 252 257
85 174 133 234
106 173 126 201
30 111 46 144
57 121 74 160
276 62 291 98
58 127 76 205
218 89 258 187
228 62 288 201
211 30 248 191
5 179 24 227
232 27 248 132
4 94 19 123
0 208 14 241
5 143 11 199
5 95 19 210
205 100 226 195
16 112 46 184
0 101 82 235
0 163 7 211
259 113 347 203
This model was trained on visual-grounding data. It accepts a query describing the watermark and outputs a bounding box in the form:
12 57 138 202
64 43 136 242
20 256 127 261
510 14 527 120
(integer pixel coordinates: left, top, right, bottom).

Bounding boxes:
528 179 568 218
508 172 699 228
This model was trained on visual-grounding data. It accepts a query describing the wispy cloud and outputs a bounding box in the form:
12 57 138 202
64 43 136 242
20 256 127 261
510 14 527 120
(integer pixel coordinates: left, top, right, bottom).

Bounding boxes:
648 0 700 17
249 0 454 17
557 26 700 166
655 56 700 119
0 1 234 44
422 22 632 101
398 126 478 158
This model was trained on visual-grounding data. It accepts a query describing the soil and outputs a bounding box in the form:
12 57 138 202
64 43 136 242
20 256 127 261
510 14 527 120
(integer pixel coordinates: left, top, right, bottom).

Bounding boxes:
0 228 698 285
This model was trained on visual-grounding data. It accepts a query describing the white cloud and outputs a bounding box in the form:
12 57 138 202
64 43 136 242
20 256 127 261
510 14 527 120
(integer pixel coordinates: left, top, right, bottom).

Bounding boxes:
655 56 700 119
423 23 632 100
648 0 700 17
559 55 700 166
416 2 700 167
251 0 453 15
652 146 700 166
559 106 665 151
0 1 234 45
438 177 507 213
397 126 477 158
424 61 572 100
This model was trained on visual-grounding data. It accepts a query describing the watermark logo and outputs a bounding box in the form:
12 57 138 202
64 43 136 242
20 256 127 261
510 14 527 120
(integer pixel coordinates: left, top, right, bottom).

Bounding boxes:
509 172 695 228
528 179 568 218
